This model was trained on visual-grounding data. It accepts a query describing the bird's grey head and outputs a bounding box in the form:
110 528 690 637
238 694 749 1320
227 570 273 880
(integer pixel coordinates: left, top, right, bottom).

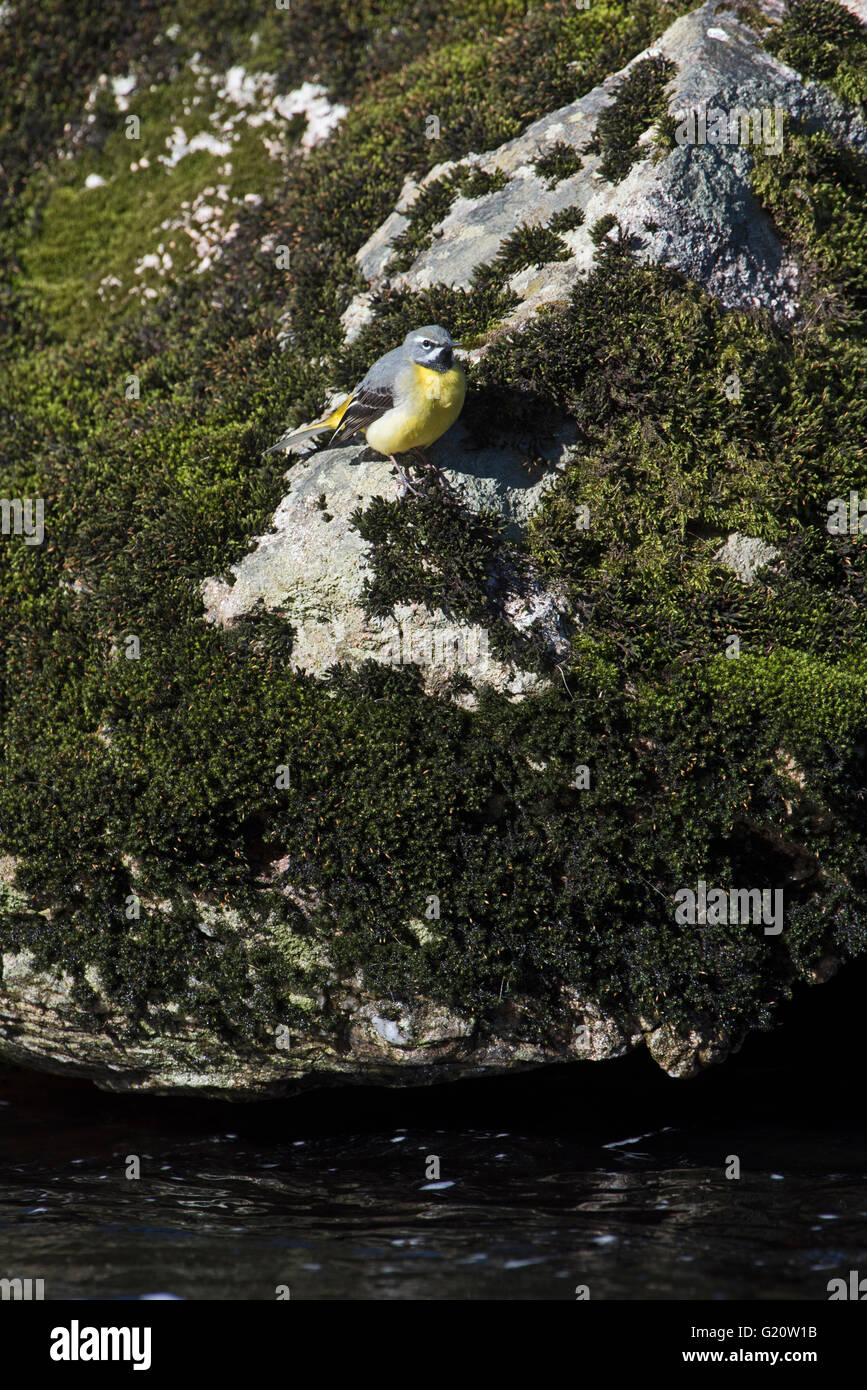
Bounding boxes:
404 325 461 372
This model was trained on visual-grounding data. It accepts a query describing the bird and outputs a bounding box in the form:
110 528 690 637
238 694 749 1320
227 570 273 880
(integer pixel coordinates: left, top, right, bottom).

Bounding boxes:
265 325 466 498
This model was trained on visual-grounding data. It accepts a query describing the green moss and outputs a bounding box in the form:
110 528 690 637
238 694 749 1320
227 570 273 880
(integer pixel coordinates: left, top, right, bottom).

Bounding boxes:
752 125 867 326
471 222 571 292
652 110 680 160
589 212 618 244
468 229 867 678
549 205 585 234
351 483 506 623
460 166 509 199
767 0 867 107
592 54 676 182
533 140 583 187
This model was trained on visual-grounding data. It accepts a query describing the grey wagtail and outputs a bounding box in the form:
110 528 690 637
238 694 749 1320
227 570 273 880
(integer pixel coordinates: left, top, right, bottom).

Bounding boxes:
266 325 466 497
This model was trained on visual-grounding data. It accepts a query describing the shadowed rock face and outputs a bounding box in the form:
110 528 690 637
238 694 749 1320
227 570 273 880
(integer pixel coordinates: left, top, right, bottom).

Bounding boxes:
0 917 735 1098
2 0 867 1098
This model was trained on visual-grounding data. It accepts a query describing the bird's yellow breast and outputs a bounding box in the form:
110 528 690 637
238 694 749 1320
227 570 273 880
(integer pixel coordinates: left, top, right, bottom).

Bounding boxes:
365 362 466 456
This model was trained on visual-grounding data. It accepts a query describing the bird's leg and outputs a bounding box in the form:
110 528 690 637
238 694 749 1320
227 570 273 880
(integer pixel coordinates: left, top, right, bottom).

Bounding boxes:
413 448 449 491
388 455 420 499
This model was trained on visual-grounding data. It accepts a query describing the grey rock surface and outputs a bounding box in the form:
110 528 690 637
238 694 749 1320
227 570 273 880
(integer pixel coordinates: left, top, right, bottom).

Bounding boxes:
343 0 867 340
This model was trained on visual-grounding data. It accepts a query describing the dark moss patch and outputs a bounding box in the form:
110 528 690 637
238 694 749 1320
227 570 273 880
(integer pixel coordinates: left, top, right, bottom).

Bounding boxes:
459 166 509 199
348 479 555 675
549 205 585 234
589 213 618 244
351 483 506 624
592 54 676 182
224 600 297 662
471 223 571 293
533 141 583 187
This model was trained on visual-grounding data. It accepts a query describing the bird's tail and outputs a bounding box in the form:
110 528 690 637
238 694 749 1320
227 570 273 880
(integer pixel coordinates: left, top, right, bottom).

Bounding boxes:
264 394 352 457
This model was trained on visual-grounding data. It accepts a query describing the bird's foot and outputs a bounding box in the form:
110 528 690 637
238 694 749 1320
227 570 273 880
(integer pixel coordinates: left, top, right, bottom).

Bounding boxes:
412 449 450 491
389 457 421 499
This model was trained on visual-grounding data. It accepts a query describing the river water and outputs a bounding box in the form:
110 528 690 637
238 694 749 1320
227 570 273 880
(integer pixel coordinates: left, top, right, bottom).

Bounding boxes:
1 969 866 1301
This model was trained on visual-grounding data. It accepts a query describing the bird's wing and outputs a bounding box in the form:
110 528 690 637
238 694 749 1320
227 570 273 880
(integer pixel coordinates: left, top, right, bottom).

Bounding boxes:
329 383 394 443
330 345 408 443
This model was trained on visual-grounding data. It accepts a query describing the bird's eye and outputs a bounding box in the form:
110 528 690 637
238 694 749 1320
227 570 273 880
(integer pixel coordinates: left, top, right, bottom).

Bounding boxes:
421 339 432 348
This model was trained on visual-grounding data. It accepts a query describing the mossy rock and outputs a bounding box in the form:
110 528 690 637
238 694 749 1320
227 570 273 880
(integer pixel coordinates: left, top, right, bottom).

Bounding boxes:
1 0 867 1096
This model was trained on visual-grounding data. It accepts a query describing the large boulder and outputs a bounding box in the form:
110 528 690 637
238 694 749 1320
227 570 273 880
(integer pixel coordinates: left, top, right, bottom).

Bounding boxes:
2 0 866 1096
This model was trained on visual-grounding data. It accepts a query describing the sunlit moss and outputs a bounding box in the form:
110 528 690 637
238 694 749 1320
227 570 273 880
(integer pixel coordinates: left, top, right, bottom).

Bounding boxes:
591 54 676 182
533 141 583 187
767 0 867 106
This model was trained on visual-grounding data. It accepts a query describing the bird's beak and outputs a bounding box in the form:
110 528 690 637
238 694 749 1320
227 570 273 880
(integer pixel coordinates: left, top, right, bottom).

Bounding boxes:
451 341 463 350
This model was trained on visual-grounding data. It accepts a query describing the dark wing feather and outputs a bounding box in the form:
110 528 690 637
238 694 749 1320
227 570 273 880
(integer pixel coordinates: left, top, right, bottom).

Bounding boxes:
330 384 394 443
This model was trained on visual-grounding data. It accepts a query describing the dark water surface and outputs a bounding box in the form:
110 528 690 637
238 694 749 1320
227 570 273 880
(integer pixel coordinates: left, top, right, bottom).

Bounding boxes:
2 968 866 1301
